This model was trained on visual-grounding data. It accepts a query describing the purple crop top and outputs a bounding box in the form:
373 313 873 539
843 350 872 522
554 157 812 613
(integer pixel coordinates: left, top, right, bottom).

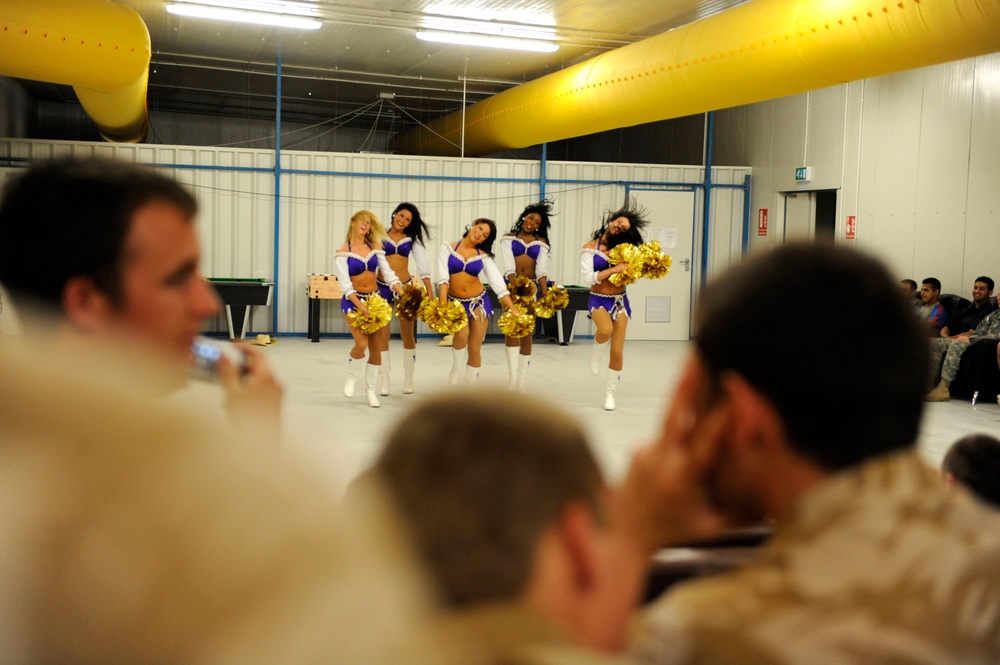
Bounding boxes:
382 237 413 258
447 249 485 277
510 237 543 261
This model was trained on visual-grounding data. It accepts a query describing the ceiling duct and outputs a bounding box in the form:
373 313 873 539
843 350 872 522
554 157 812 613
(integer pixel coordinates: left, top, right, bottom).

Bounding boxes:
390 0 1000 157
0 0 151 143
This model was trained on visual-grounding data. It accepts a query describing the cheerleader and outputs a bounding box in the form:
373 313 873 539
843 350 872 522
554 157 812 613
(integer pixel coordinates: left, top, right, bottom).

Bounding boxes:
334 210 402 407
580 200 649 410
438 218 520 385
375 202 432 396
499 200 553 392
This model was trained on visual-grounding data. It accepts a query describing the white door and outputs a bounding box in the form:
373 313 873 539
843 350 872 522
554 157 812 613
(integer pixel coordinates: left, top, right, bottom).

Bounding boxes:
627 190 696 341
783 192 815 240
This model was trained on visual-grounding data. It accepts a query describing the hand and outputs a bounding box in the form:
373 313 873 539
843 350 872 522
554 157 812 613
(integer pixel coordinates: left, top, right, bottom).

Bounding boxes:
357 302 370 318
509 304 521 317
616 358 733 555
217 344 283 444
392 283 403 295
955 334 971 343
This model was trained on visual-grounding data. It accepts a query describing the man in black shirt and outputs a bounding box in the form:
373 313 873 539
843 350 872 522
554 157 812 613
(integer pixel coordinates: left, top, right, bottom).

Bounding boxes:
940 276 996 338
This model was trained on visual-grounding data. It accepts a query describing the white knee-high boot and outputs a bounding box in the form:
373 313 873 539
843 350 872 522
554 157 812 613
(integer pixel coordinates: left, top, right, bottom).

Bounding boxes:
590 339 609 376
403 351 416 394
379 355 391 396
516 354 531 394
505 346 519 391
344 356 363 398
465 365 480 386
365 363 381 408
449 347 467 386
604 370 621 411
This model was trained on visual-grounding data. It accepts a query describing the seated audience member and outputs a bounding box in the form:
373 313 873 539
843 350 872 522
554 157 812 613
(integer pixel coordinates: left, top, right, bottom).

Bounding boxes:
0 342 446 665
0 156 282 441
926 307 1000 401
616 244 1000 664
900 278 920 308
369 390 643 664
940 276 996 338
917 277 949 330
942 433 1000 509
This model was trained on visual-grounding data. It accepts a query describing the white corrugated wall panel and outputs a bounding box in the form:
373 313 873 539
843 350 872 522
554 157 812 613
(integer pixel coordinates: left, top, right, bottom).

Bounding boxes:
963 55 1000 291
912 60 975 294
803 86 846 192
962 55 1000 290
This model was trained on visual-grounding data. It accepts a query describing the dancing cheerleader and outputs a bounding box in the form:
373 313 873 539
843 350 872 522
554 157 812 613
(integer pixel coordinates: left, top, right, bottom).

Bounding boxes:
375 202 432 396
499 200 553 392
334 210 402 407
437 218 520 386
580 199 649 410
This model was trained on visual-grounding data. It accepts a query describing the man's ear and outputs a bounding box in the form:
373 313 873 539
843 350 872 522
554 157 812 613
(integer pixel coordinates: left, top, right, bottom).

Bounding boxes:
718 372 786 458
61 276 115 332
556 501 599 593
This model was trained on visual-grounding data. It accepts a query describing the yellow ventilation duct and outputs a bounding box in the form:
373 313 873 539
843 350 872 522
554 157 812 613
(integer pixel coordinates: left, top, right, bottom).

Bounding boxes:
391 0 1000 157
0 0 151 143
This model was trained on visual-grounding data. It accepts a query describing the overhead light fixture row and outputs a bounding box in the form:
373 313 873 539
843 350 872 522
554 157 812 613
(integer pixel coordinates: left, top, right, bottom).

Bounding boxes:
416 30 558 52
165 2 322 30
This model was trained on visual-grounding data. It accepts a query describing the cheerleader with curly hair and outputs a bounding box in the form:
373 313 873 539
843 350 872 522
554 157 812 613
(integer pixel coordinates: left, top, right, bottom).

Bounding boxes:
580 199 649 410
499 200 554 393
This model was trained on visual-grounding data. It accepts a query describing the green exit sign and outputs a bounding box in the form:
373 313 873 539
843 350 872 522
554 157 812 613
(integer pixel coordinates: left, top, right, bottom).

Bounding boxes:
795 167 812 182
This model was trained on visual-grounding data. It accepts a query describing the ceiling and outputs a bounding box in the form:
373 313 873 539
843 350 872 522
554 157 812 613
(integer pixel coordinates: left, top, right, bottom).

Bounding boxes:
28 0 748 133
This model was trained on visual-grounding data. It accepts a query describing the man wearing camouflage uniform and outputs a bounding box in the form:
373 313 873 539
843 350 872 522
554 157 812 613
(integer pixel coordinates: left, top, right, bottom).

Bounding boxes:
617 244 1000 665
926 307 1000 401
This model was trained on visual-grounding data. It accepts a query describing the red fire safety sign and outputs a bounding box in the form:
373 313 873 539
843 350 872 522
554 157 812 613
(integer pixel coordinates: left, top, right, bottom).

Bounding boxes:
846 215 857 240
757 209 768 236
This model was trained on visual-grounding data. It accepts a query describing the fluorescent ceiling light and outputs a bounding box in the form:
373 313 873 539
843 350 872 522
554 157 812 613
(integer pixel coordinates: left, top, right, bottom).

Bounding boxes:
416 31 558 52
166 3 322 29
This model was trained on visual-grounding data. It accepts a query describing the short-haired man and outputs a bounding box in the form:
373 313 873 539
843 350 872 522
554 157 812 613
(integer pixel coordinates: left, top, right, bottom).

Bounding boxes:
371 390 642 664
925 306 1000 402
940 276 996 338
619 244 1000 663
918 277 949 330
0 157 281 435
942 433 1000 509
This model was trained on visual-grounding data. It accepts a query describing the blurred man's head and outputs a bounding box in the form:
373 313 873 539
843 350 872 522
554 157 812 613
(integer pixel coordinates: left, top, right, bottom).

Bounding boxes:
686 244 927 519
900 279 917 298
942 434 1000 509
372 390 638 651
0 157 219 365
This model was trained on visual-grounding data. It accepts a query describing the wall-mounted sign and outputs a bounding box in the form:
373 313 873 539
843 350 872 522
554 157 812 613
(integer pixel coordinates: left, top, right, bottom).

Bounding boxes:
794 167 812 182
846 215 857 240
757 208 768 236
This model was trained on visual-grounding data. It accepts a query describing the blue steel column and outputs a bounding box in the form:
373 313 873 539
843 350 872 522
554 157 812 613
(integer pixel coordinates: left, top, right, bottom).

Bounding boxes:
539 142 547 199
741 173 752 257
701 111 714 287
271 56 282 334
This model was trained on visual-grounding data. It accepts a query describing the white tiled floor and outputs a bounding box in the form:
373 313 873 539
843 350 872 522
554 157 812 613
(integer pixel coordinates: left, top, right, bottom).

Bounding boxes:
253 334 1000 492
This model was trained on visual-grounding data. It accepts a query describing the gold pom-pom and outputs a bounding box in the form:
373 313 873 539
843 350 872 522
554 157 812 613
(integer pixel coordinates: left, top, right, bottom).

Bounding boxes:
395 282 425 321
637 241 672 279
347 293 392 334
498 309 535 338
419 298 468 334
607 243 643 288
534 286 569 319
507 274 537 310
